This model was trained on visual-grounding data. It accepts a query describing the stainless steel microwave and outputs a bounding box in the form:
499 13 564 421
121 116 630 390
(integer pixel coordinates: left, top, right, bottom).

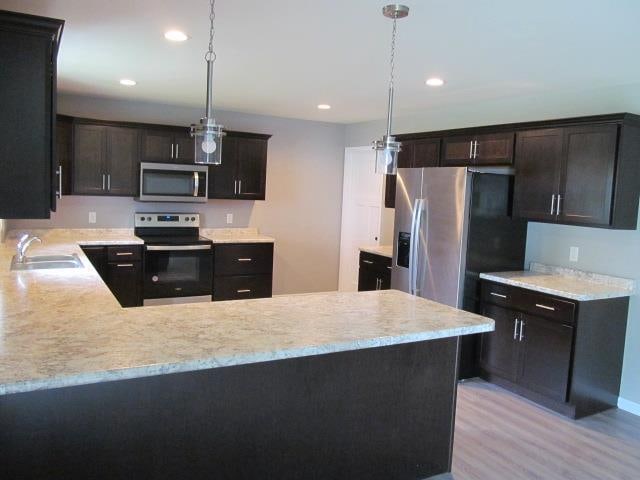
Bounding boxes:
138 162 208 203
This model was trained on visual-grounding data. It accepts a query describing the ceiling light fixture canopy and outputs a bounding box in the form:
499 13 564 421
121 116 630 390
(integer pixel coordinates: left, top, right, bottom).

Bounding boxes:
191 0 225 165
373 4 409 175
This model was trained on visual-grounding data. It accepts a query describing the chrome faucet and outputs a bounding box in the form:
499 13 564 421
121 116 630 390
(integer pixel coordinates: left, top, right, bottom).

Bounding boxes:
16 234 41 263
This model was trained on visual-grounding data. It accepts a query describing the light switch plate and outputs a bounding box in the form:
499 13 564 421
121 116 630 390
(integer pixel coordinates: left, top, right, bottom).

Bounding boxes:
226 213 233 224
88 212 97 224
569 246 579 262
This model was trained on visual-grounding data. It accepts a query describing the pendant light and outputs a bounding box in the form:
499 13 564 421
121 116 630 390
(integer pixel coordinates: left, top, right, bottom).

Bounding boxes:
373 4 409 175
191 0 225 165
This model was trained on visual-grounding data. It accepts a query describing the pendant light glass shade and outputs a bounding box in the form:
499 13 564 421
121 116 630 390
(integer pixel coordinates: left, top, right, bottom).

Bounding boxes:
374 135 401 174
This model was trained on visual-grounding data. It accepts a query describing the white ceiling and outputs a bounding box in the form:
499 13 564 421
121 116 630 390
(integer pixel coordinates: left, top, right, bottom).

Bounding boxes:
2 0 640 123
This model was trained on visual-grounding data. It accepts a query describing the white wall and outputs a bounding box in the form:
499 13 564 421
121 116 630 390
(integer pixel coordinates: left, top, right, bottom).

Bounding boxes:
10 94 346 295
346 82 640 409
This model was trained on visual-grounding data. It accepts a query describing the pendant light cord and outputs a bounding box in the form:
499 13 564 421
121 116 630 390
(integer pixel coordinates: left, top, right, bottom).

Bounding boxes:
389 17 397 89
205 0 216 62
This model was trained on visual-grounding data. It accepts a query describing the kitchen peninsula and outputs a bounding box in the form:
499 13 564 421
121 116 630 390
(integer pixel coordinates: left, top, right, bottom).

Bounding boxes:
0 232 493 479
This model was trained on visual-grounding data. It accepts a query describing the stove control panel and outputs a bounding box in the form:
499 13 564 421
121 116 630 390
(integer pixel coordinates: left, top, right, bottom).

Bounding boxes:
134 213 200 228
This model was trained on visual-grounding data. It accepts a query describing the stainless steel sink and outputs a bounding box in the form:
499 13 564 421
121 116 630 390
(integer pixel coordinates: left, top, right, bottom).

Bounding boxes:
10 253 84 271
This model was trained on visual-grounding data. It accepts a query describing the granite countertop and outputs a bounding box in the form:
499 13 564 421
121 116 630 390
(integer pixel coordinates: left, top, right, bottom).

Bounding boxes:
359 245 393 258
480 262 635 301
201 227 275 244
0 231 492 396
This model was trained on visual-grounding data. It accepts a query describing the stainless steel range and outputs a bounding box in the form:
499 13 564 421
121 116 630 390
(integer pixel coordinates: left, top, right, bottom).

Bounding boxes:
134 213 213 306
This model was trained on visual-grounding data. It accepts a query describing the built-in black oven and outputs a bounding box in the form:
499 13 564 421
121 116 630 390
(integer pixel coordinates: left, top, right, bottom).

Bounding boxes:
134 213 213 306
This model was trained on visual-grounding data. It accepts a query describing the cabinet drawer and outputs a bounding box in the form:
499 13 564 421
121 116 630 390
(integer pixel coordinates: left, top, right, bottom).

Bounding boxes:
107 245 142 262
213 274 272 301
214 243 274 276
359 251 392 272
482 281 576 324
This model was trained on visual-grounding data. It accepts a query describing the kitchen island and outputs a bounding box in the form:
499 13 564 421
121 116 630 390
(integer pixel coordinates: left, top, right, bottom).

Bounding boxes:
0 231 493 479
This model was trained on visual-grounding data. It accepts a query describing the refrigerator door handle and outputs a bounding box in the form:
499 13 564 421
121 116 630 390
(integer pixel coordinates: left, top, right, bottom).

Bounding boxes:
408 198 420 295
412 199 425 295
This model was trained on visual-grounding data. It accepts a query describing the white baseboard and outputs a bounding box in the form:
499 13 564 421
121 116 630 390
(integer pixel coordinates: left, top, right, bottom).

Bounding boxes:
618 397 640 416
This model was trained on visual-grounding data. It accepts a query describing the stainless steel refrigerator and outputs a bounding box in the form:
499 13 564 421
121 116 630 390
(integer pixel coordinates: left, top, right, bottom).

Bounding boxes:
391 166 527 378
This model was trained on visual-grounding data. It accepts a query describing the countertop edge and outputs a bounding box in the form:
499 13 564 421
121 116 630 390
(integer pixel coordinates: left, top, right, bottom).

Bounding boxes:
359 246 393 258
479 273 632 301
0 321 493 396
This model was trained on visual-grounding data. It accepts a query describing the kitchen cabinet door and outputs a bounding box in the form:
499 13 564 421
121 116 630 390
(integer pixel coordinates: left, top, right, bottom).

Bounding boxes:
441 136 475 167
105 262 142 308
106 127 139 196
174 130 195 164
397 141 414 168
474 132 514 166
236 137 268 200
73 124 107 195
479 303 520 382
559 124 618 227
56 116 73 196
412 138 440 167
140 130 175 163
358 267 379 292
513 129 564 222
208 136 238 198
517 314 573 402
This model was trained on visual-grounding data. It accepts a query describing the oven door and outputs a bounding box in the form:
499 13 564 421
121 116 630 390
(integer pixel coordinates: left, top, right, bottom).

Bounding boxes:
139 162 208 202
143 244 213 301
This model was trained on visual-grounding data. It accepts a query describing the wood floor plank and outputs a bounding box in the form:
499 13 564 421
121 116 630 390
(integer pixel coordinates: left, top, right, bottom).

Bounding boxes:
451 379 640 480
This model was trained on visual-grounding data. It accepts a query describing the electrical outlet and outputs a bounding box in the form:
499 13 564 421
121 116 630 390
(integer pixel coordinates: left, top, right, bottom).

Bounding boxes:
569 246 579 262
226 213 233 224
88 212 97 224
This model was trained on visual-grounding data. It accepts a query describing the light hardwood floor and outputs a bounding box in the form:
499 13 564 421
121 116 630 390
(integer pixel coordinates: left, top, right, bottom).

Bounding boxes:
446 379 640 480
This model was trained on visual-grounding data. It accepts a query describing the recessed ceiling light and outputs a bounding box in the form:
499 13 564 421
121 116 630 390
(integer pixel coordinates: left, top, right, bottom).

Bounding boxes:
426 77 445 87
164 30 189 42
119 79 137 86
317 104 331 110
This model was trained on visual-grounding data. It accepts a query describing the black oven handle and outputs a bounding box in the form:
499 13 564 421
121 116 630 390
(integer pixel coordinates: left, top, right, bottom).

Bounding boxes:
146 245 212 251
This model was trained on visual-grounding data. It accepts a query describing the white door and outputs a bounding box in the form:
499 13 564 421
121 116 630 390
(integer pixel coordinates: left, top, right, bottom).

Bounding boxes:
338 147 384 292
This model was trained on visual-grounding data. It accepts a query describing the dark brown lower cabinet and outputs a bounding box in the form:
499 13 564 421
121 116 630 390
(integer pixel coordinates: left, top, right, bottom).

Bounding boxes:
81 245 142 307
479 280 629 418
357 251 391 291
213 243 274 301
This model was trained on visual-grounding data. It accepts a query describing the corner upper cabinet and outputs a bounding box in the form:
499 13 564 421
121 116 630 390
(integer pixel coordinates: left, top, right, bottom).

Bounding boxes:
441 132 514 167
514 118 640 229
0 11 63 218
208 131 271 200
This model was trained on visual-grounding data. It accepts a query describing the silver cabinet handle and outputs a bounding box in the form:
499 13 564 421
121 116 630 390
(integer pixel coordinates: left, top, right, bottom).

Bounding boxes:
56 165 63 199
387 266 392 270
115 252 133 256
116 263 134 268
237 258 253 262
193 171 199 197
550 194 556 215
474 140 479 159
237 289 251 293
107 173 111 191
362 260 374 264
234 180 237 195
238 180 242 194
535 303 556 311
102 174 106 191
513 318 519 340
490 292 507 299
469 141 474 159
171 143 174 159
556 194 562 216
519 320 525 341
176 143 179 158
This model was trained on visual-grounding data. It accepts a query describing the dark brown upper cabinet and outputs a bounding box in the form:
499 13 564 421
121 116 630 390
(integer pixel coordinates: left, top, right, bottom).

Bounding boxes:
0 11 63 218
384 138 440 208
73 123 138 196
141 127 194 164
56 115 73 196
441 132 514 167
514 120 640 229
208 132 271 200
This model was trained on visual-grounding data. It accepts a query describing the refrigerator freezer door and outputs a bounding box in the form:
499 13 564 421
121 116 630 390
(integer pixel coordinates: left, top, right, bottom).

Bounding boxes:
391 167 423 294
416 167 471 308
